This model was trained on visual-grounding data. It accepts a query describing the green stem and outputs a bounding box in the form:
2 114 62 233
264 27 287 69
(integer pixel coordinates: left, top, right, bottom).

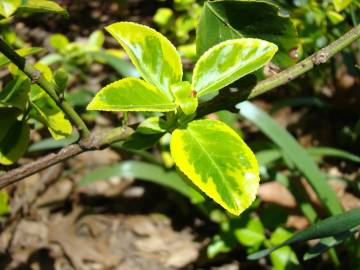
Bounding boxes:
0 38 90 138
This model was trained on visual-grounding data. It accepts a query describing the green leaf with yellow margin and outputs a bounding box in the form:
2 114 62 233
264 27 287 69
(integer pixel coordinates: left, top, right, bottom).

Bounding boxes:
0 120 30 165
87 77 177 112
193 39 277 97
106 22 183 99
170 119 259 215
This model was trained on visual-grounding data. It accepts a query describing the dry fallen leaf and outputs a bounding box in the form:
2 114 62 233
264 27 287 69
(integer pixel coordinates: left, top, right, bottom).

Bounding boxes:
258 181 297 208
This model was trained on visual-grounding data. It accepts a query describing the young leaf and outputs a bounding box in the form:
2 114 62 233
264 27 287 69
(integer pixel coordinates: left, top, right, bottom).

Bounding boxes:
171 81 198 115
106 22 182 99
87 77 177 112
192 39 277 97
170 119 259 215
196 0 299 67
0 120 30 165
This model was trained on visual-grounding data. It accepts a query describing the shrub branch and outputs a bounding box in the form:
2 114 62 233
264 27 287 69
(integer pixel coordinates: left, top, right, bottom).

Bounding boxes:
0 127 133 189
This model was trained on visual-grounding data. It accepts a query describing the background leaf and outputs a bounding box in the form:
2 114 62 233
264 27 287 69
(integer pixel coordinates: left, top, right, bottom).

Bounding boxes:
79 160 202 201
196 0 299 67
238 101 343 215
0 47 43 67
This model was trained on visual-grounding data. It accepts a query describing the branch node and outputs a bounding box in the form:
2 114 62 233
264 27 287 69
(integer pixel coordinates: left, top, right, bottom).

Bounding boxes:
31 69 42 83
312 49 329 65
79 134 101 151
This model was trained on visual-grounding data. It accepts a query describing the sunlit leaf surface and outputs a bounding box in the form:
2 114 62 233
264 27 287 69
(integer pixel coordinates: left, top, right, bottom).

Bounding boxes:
171 119 259 215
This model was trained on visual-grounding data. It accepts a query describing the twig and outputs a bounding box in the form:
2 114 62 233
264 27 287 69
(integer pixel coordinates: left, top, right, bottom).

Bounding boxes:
0 38 90 138
0 127 133 189
10 164 63 220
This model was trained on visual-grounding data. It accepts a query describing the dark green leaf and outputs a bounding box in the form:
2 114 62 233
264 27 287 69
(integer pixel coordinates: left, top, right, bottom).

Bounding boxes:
122 132 164 150
197 0 299 67
0 108 18 143
0 120 30 165
303 231 353 261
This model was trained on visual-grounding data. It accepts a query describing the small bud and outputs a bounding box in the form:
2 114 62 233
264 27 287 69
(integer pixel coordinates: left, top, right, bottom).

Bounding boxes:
54 68 68 96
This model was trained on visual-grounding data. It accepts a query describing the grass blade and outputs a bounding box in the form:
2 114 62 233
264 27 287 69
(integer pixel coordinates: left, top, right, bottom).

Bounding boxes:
248 208 360 260
79 160 202 201
238 101 343 215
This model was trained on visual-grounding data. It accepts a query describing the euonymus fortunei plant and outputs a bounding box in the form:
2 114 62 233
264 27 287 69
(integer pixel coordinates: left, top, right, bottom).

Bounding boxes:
87 22 278 215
